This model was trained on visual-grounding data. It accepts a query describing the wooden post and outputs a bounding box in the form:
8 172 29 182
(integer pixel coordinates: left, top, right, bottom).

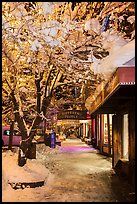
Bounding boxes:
100 114 104 153
107 114 111 156
112 114 122 168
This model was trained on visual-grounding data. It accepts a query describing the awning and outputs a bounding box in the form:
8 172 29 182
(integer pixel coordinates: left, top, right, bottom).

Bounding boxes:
87 66 135 115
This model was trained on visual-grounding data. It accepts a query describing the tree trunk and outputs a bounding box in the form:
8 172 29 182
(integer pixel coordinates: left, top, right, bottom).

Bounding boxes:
18 148 27 166
43 119 47 143
18 94 52 166
18 115 42 166
14 113 28 140
10 90 28 140
8 121 14 150
17 69 55 166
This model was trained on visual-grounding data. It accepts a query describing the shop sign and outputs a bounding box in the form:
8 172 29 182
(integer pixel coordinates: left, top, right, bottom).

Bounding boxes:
91 92 102 112
57 110 87 120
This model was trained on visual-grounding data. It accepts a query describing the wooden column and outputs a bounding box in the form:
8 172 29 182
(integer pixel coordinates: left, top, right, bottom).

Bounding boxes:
100 114 104 154
128 110 135 185
107 114 111 156
95 115 99 147
112 114 123 168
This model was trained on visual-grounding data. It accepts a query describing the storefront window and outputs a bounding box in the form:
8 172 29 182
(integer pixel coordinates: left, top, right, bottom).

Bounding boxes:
109 115 112 146
104 114 108 144
97 115 101 146
103 114 113 145
122 114 129 159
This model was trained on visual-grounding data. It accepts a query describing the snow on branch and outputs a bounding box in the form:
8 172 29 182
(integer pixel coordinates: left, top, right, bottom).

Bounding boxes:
92 39 135 79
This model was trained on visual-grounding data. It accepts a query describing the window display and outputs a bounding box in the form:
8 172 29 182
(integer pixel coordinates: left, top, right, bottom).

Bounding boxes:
103 114 112 145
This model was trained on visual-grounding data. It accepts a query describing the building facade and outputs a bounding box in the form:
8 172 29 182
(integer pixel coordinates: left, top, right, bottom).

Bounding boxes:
86 66 135 185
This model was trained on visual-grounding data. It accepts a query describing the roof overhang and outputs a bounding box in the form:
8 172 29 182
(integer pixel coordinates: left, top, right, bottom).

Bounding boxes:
87 67 135 115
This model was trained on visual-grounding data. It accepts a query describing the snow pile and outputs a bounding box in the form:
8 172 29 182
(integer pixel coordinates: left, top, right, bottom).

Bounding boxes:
36 143 64 155
2 150 49 189
2 145 62 202
101 30 128 54
36 144 64 164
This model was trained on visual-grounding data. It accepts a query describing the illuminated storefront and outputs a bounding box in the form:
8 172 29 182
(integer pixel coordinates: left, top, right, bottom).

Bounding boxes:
57 110 91 140
86 66 135 184
91 114 113 156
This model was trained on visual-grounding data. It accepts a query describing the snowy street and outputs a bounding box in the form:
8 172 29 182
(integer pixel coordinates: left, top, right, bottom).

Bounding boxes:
2 138 135 202
2 2 135 202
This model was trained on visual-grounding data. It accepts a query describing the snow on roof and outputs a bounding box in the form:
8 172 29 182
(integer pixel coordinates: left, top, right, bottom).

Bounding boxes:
92 39 135 79
123 57 135 66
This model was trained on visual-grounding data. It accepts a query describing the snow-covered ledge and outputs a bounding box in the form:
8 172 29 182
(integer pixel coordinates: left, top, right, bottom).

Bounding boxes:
92 39 135 79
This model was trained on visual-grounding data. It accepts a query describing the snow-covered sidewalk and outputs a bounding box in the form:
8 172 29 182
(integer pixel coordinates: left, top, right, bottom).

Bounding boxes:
2 149 49 189
2 140 135 202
